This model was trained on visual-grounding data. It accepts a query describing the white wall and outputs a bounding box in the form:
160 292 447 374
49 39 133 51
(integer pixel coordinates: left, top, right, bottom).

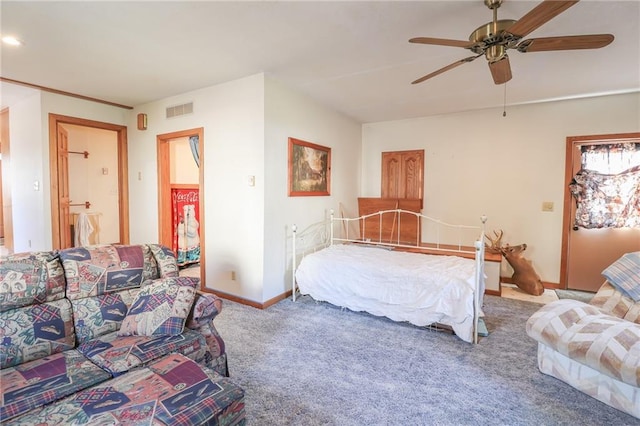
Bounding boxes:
127 73 361 303
40 93 129 247
128 74 266 301
362 92 640 283
6 89 127 252
7 92 45 252
263 77 362 302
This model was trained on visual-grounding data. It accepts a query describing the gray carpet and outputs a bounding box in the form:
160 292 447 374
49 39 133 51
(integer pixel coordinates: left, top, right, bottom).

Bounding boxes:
215 295 638 425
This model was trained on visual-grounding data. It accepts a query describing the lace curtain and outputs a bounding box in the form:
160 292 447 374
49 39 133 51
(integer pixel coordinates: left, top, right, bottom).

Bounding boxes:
570 143 640 229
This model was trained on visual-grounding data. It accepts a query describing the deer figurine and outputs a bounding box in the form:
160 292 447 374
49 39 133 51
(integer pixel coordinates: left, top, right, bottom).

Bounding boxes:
485 230 545 296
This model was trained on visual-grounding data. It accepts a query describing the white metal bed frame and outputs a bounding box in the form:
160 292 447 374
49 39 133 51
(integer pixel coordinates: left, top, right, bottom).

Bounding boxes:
292 209 487 343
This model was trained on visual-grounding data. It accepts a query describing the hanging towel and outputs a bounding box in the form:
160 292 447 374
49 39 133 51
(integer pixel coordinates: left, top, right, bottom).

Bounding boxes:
74 212 94 247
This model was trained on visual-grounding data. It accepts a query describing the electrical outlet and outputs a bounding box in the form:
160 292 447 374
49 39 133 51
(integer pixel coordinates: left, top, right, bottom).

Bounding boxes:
231 271 236 281
542 201 554 212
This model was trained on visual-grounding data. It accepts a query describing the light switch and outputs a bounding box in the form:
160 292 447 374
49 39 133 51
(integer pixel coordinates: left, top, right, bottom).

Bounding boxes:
33 180 40 191
542 201 554 212
248 175 255 187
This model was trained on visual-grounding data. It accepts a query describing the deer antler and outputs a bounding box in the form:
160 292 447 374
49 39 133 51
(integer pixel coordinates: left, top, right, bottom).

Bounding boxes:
485 229 504 253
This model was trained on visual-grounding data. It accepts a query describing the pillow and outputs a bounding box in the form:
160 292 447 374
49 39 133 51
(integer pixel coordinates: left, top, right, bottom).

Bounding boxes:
117 277 197 337
602 252 640 302
147 244 179 278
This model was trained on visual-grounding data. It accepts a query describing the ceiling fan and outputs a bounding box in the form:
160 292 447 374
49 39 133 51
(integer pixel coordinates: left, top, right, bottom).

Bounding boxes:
409 0 614 85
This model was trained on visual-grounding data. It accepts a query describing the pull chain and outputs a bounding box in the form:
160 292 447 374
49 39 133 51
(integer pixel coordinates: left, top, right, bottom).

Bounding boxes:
502 82 507 117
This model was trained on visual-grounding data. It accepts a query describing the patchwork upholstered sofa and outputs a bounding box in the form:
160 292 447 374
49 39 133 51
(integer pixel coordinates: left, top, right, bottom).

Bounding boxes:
526 252 640 419
0 244 245 424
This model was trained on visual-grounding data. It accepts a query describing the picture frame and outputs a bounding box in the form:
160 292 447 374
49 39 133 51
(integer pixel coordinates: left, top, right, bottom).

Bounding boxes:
288 137 331 196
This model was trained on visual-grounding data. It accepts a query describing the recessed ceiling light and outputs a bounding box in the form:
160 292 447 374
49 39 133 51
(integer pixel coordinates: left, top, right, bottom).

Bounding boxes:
2 36 23 46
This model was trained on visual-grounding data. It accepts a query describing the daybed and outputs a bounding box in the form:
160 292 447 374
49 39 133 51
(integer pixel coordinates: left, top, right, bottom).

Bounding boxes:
293 209 486 343
0 243 245 425
526 252 640 419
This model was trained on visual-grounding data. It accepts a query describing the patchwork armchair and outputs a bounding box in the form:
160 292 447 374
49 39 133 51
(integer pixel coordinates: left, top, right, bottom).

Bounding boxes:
526 252 640 419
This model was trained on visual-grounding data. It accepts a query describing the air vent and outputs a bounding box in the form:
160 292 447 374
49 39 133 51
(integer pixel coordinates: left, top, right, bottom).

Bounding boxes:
166 102 194 118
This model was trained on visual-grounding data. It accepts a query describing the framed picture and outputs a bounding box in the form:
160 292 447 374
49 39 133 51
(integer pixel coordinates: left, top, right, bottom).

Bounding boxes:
288 137 331 196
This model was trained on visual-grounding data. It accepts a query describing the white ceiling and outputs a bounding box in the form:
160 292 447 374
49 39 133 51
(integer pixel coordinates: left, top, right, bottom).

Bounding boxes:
1 1 638 123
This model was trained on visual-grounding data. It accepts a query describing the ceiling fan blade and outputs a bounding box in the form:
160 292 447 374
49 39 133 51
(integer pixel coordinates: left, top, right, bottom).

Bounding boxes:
411 54 482 85
507 0 579 38
409 37 475 49
489 56 512 85
517 34 614 52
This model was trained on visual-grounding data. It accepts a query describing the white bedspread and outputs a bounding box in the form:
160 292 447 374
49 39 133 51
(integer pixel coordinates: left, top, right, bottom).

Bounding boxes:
295 244 483 343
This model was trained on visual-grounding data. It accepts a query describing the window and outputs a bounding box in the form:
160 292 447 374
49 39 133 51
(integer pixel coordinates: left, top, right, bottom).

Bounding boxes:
581 143 640 174
570 142 640 229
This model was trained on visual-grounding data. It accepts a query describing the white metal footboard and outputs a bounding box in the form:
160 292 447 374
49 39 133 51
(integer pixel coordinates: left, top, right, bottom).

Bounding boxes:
291 220 331 302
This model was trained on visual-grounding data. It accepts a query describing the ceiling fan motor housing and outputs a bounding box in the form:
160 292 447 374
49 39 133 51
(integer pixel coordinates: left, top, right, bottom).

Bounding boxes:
469 19 519 61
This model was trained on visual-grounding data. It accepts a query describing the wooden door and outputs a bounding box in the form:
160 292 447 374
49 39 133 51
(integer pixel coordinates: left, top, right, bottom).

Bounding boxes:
381 150 424 202
57 126 72 248
562 133 640 292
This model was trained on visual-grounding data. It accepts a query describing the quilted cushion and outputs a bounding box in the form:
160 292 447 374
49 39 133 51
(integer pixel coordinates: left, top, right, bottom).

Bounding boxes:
0 251 65 312
59 245 146 301
76 329 210 376
118 277 197 337
590 281 640 323
527 299 640 387
10 354 245 426
602 252 640 302
147 244 179 278
0 299 76 369
71 289 139 345
141 244 160 281
0 350 111 423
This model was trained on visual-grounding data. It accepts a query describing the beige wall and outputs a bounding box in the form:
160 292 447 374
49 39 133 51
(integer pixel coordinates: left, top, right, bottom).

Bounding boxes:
362 92 640 284
170 137 199 184
64 124 120 244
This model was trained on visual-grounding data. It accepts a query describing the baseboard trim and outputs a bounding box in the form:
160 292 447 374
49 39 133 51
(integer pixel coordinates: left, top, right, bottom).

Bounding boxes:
199 287 293 310
500 276 559 289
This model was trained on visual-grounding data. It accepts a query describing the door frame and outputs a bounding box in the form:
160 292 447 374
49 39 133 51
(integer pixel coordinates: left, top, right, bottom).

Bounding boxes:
49 114 130 249
156 128 205 287
560 131 640 289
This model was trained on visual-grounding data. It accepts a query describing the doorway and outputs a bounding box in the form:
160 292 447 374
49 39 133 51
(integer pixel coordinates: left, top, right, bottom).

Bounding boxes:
157 128 205 287
0 108 13 254
561 132 640 291
49 114 129 249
